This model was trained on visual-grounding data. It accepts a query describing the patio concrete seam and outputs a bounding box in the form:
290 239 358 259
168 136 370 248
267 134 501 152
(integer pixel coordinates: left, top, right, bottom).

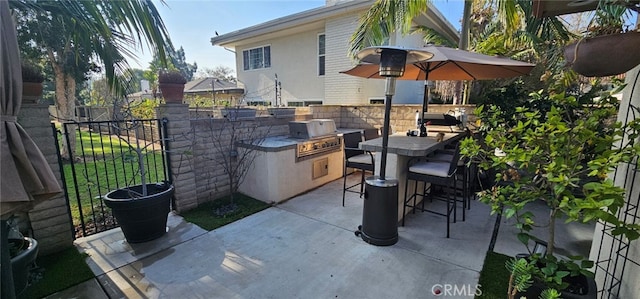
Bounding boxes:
273 204 483 273
272 205 362 234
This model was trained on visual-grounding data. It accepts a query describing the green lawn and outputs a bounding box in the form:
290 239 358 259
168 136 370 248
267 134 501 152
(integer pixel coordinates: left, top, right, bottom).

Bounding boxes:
476 251 512 299
19 247 94 299
181 193 270 231
73 127 131 156
64 152 165 222
61 128 166 231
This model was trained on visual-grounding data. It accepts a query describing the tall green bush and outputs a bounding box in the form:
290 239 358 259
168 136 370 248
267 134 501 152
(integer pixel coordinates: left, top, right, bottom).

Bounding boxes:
461 79 640 296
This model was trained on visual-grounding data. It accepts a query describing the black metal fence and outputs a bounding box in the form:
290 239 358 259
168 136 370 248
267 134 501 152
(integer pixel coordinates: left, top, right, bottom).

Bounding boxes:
593 101 640 298
53 118 170 238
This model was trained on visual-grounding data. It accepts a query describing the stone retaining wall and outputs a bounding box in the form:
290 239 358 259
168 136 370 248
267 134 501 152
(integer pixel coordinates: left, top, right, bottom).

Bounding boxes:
20 104 73 256
311 104 477 133
163 103 476 212
27 102 477 254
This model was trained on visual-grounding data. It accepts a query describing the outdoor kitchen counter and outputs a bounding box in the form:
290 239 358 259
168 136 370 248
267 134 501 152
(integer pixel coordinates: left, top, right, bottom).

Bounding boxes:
238 134 343 204
240 136 297 152
358 132 465 223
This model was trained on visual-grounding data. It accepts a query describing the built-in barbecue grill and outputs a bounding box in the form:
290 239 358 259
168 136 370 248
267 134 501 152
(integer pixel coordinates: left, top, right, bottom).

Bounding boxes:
289 119 342 161
420 113 461 126
239 118 344 203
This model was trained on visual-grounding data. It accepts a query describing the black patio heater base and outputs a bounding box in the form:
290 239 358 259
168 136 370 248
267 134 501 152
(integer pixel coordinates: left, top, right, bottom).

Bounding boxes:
355 176 398 246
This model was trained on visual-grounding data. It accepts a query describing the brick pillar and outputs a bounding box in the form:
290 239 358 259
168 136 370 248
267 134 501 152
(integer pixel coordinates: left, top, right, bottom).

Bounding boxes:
156 104 197 212
19 104 73 255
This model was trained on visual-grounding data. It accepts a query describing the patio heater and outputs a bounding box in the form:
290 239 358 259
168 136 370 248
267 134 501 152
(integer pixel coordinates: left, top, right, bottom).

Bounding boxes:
356 48 407 246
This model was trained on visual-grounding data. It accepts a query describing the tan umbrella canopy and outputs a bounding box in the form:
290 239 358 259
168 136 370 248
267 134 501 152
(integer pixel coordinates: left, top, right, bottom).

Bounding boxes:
341 46 535 179
2 4 62 295
1 1 61 218
341 47 436 180
342 45 536 138
342 45 536 80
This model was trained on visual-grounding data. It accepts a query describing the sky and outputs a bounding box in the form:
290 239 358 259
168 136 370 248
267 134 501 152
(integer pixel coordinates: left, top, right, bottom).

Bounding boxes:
132 0 465 72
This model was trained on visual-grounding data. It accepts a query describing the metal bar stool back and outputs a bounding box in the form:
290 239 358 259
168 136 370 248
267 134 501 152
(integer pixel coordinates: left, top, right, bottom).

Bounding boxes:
402 143 461 238
342 131 375 206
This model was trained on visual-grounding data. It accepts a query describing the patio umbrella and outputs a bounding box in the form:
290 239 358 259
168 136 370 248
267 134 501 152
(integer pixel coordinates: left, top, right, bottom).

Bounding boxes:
341 47 435 180
2 3 61 295
345 45 536 80
1 0 61 217
341 45 536 131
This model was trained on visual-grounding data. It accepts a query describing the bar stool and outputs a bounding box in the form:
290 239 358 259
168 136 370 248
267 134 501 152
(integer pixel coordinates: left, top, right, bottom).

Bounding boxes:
402 144 461 238
363 128 380 141
430 146 469 221
342 131 375 206
432 129 476 219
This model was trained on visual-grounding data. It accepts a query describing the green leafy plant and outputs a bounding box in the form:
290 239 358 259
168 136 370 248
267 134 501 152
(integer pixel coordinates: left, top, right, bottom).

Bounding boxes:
129 98 159 119
506 257 534 299
539 288 562 299
462 76 640 296
586 1 635 36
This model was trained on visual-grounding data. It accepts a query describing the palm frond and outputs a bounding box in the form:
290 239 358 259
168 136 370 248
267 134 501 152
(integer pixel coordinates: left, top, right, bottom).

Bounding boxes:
412 26 457 47
496 0 520 33
540 288 562 299
10 0 172 97
349 0 429 58
506 257 535 293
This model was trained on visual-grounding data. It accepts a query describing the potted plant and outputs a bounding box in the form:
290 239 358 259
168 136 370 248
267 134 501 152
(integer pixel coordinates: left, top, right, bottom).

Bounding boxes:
103 182 174 243
564 3 640 77
461 78 640 298
158 70 186 104
5 220 39 295
102 102 175 243
21 61 44 103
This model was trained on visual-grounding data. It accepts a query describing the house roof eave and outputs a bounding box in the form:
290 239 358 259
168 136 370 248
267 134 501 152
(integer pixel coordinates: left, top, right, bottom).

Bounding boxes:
185 88 245 94
413 3 460 45
210 0 374 47
211 1 460 49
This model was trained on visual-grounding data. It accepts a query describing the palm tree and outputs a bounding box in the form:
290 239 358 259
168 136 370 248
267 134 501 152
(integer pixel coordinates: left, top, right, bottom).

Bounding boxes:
350 0 576 60
10 0 173 159
348 0 464 103
349 0 574 104
349 0 437 56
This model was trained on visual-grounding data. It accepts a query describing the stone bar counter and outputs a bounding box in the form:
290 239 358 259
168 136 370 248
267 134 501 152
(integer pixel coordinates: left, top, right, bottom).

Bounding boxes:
359 132 464 222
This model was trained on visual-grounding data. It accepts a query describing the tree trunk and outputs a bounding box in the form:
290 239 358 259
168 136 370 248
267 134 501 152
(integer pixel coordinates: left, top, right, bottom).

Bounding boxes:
52 62 77 160
454 0 473 105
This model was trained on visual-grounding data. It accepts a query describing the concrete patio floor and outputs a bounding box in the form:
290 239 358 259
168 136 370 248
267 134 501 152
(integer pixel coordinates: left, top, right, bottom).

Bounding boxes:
47 173 595 298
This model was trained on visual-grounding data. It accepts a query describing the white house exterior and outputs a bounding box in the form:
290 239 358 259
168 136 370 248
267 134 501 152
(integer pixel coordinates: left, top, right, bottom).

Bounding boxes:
210 0 459 106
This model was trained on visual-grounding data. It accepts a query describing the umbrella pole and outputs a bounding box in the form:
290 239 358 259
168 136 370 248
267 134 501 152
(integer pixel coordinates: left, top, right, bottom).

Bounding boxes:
379 77 396 181
419 91 428 137
419 75 431 137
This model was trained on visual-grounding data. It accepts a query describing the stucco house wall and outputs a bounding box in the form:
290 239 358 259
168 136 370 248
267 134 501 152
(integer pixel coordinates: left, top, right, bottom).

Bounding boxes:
236 30 325 104
324 12 364 105
321 11 428 105
212 0 458 107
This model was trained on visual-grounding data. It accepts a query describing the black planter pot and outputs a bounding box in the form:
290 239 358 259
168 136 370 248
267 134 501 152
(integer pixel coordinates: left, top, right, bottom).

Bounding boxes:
104 183 174 243
10 237 39 295
517 274 597 299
